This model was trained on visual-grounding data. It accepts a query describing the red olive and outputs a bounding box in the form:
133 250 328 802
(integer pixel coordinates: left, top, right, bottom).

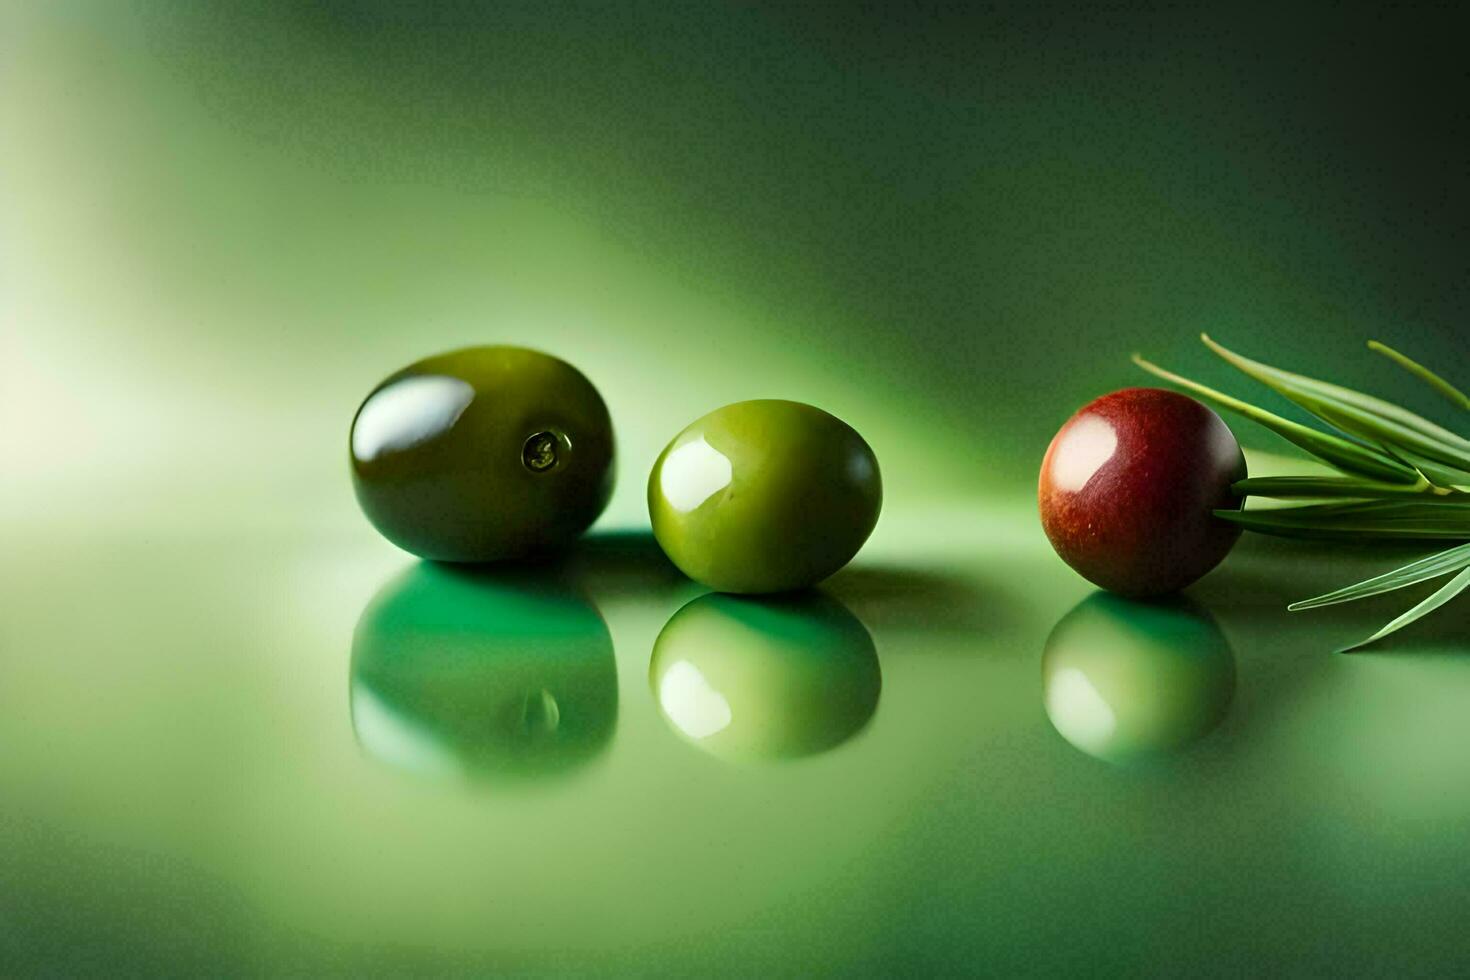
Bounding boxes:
1038 387 1247 597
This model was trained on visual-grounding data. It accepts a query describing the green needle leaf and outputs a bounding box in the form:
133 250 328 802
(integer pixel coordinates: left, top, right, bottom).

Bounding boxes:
1132 354 1417 484
1369 340 1470 412
1233 476 1438 499
1337 565 1470 653
1381 443 1470 491
1288 543 1470 610
1200 335 1470 473
1214 500 1470 540
1204 334 1470 445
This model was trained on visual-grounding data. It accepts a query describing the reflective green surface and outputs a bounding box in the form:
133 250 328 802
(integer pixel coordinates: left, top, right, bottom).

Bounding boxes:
5 496 1469 974
4 3 1468 974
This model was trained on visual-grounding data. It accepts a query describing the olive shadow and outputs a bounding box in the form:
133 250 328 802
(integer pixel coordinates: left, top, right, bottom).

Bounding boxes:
1190 534 1470 655
451 528 694 605
822 563 1017 644
557 528 700 606
564 528 681 577
1163 535 1470 764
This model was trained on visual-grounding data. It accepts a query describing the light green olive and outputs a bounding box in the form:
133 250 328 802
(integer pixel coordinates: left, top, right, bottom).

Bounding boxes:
649 591 880 762
350 562 617 783
1042 592 1235 764
350 346 614 562
647 400 881 593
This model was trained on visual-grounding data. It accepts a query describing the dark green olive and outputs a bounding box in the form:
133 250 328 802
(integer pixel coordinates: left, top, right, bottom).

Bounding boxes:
350 562 617 782
1042 591 1235 764
649 591 880 761
647 400 881 593
350 346 614 561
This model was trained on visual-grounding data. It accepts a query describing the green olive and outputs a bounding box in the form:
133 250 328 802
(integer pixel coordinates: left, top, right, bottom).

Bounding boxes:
350 562 618 782
1042 592 1235 764
647 400 881 593
648 591 881 761
350 346 614 561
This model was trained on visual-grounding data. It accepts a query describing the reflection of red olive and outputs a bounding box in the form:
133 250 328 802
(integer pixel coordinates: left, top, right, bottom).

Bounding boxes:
1038 388 1246 597
1043 592 1236 764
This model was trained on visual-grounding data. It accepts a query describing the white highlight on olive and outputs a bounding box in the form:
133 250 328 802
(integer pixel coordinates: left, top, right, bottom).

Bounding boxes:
658 660 732 740
352 375 475 462
1050 416 1118 492
659 435 733 513
1044 666 1117 753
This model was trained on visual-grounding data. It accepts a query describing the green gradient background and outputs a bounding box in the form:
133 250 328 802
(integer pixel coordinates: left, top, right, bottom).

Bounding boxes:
2 3 1467 975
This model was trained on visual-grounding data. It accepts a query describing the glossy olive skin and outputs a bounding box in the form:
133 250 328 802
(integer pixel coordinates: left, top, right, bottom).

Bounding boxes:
350 562 617 783
648 400 882 594
1042 592 1235 764
1039 387 1246 597
649 591 880 761
350 346 614 562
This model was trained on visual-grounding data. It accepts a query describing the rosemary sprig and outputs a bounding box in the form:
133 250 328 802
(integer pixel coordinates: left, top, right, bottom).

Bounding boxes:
1130 355 1417 483
1288 542 1470 610
1231 476 1447 499
1214 500 1470 540
1338 567 1470 653
1136 335 1470 652
1368 340 1470 411
1198 334 1470 471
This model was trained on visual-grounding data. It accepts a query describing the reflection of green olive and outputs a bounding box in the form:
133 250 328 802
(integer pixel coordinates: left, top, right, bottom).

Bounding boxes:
1042 592 1235 764
350 563 617 782
649 592 880 761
